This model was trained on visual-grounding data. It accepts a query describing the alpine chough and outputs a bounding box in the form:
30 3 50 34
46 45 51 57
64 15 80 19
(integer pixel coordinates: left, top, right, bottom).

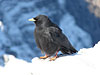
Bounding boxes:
28 15 78 61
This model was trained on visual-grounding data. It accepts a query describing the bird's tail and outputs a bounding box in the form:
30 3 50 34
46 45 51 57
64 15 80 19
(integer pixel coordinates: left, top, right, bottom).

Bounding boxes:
60 46 78 55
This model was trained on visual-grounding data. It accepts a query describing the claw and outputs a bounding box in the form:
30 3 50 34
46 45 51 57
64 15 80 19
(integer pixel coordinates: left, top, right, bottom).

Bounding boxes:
50 50 59 61
40 54 48 59
50 56 58 61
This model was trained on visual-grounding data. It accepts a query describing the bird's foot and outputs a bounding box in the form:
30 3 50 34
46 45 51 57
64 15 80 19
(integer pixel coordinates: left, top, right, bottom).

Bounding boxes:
50 50 59 61
40 54 48 59
49 56 58 61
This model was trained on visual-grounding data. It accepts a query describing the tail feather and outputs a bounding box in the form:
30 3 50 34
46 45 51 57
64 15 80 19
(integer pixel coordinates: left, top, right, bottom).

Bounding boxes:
60 47 78 55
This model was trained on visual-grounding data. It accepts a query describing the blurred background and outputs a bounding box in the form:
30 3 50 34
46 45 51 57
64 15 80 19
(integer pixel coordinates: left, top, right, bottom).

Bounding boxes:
0 0 100 66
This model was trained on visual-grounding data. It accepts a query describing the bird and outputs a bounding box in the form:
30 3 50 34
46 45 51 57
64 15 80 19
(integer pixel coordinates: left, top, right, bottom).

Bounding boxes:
28 15 78 61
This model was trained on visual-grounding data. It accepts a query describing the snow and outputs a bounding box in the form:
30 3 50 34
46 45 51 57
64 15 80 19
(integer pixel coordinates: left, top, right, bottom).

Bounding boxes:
0 21 4 31
0 42 100 75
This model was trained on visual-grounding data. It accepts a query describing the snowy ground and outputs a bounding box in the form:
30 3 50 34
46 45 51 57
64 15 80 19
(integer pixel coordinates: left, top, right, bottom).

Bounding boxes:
0 42 100 75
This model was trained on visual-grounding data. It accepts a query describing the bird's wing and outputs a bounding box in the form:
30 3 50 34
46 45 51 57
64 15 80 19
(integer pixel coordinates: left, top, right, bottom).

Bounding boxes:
45 26 74 49
47 27 78 54
44 27 67 46
43 27 77 54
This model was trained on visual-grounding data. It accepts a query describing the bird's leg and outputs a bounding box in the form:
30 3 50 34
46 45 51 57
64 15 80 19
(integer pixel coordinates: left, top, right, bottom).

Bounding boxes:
50 50 59 61
40 54 48 59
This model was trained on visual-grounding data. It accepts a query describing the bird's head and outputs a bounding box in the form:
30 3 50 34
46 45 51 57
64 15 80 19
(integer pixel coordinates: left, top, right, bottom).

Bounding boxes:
28 15 51 28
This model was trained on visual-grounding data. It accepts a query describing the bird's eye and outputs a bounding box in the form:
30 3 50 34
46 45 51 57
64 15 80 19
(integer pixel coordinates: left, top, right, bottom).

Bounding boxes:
34 18 38 21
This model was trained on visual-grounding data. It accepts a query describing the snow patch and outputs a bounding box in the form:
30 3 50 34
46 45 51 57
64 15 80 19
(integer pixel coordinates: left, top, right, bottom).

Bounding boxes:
0 21 4 31
0 42 100 75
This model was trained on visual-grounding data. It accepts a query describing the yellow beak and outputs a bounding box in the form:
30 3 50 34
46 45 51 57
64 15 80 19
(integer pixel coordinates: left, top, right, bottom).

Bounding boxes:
28 18 36 21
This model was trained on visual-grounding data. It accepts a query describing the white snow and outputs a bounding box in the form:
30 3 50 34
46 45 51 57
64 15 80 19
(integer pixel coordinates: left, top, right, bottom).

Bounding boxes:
0 21 4 31
0 41 100 75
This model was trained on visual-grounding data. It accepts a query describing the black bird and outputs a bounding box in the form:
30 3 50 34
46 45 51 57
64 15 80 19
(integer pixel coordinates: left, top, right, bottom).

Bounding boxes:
28 15 78 61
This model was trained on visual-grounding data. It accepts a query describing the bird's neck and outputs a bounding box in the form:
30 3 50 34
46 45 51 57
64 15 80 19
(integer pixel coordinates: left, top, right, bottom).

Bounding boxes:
36 26 44 31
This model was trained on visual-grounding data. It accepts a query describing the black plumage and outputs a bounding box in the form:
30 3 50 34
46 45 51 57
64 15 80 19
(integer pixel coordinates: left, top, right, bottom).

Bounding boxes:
29 15 78 60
